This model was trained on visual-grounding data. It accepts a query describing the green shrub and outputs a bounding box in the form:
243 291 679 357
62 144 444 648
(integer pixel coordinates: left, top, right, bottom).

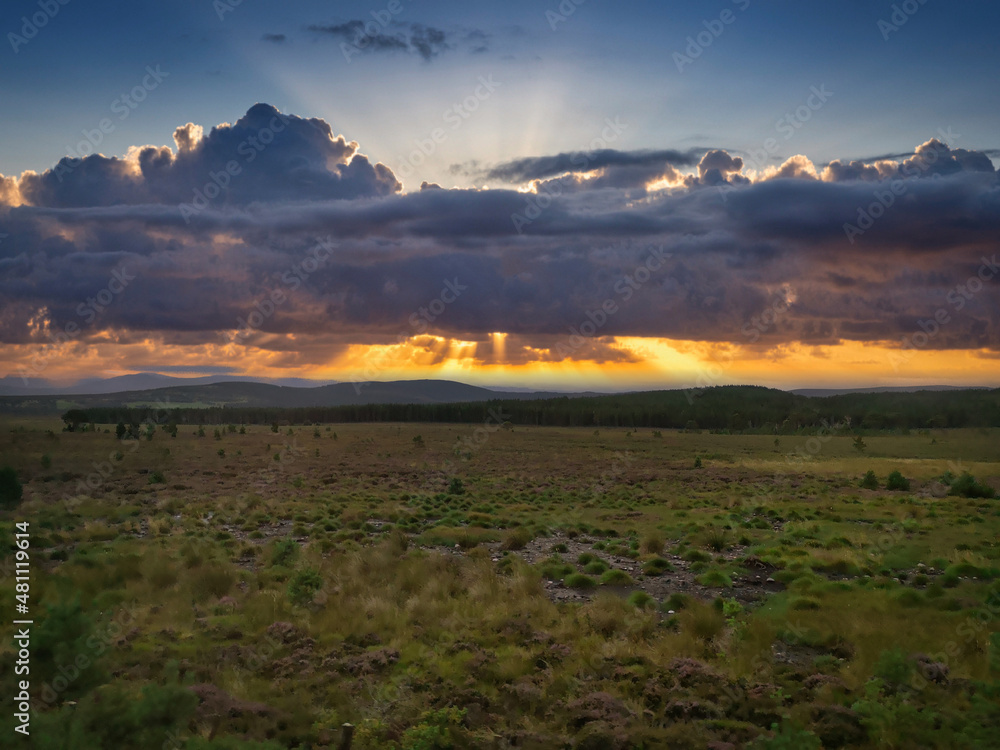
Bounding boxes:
539 558 574 580
683 549 711 563
583 559 609 575
599 569 634 586
642 557 673 576
640 531 664 555
860 470 879 490
949 472 996 499
750 722 822 750
565 573 597 589
664 592 691 611
271 538 299 567
32 679 199 749
500 527 532 551
873 647 914 689
0 466 23 509
627 590 655 609
886 471 910 491
288 568 323 606
696 569 733 588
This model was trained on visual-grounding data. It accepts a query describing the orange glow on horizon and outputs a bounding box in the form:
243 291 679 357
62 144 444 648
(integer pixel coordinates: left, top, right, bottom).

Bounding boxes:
1 331 997 392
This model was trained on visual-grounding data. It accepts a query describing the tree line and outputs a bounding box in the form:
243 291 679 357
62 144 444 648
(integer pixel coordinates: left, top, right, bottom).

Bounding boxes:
60 386 1000 433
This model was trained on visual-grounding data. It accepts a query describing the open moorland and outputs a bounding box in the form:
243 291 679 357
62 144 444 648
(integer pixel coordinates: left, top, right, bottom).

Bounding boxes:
2 418 999 748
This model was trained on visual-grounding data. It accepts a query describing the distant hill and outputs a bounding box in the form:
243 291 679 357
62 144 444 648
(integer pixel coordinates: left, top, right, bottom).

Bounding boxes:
0 372 337 396
792 385 991 397
0 379 597 415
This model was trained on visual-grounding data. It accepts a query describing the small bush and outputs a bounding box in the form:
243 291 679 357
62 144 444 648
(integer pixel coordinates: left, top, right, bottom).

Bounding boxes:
599 569 634 586
565 573 597 589
873 647 914 690
664 592 691 611
640 531 664 555
696 569 733 588
0 466 24 509
886 470 910 491
288 568 323 607
860 470 879 490
642 557 673 576
683 549 711 563
500 527 533 551
704 528 730 552
271 538 299 567
583 559 609 575
627 590 655 609
949 472 996 499
540 559 574 580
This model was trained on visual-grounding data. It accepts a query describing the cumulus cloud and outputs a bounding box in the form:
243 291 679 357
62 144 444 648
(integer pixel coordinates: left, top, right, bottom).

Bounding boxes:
17 104 400 208
764 155 818 181
1 109 999 374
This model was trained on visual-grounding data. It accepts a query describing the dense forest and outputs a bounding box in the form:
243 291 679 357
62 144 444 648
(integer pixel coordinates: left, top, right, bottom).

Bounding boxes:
60 386 1000 433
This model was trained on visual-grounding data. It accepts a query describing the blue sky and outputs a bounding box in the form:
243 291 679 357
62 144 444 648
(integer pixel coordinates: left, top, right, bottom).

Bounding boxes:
3 0 998 187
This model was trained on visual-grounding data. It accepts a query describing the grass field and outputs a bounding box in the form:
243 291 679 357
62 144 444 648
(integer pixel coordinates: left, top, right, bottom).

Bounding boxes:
1 419 999 748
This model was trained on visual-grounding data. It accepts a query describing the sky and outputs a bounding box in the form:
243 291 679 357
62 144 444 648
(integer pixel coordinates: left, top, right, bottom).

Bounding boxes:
1 0 999 391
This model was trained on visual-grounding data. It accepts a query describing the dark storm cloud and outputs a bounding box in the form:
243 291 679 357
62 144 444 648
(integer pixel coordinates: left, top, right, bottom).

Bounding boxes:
478 149 703 183
2 109 999 359
307 21 479 60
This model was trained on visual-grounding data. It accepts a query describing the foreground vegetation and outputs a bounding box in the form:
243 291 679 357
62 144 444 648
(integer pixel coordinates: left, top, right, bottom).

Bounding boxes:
1 418 999 748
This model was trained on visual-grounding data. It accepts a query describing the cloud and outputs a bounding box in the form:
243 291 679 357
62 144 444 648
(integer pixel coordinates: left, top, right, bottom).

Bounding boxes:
478 148 703 183
307 21 483 61
2 109 999 377
262 33 287 43
17 104 400 209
